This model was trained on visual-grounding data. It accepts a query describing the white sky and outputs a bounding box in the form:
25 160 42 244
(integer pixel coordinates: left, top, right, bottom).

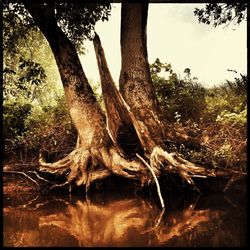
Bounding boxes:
80 3 247 88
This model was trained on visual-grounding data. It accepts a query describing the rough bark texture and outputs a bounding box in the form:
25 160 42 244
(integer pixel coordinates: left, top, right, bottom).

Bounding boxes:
93 33 142 157
23 1 106 149
23 1 147 187
119 3 164 153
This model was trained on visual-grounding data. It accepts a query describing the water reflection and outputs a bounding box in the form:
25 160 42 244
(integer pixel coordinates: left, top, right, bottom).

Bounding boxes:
3 193 246 247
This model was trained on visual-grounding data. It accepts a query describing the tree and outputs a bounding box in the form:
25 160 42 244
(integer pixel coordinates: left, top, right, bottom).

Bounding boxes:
3 7 48 103
4 1 244 198
20 1 148 189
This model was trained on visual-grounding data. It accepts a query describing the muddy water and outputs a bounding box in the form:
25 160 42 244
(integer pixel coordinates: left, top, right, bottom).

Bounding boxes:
3 187 246 247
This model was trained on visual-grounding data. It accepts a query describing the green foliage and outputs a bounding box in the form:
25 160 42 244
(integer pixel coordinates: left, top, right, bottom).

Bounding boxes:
3 1 112 55
3 100 32 141
216 108 246 127
3 1 34 55
3 9 71 159
150 58 206 123
151 59 247 170
200 74 247 170
4 93 77 161
56 2 112 53
3 20 61 105
18 57 46 85
23 94 77 154
203 74 247 125
89 79 104 110
194 3 247 27
4 57 47 101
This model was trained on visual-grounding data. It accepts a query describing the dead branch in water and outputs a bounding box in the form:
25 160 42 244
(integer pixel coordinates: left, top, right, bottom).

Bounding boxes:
3 170 39 186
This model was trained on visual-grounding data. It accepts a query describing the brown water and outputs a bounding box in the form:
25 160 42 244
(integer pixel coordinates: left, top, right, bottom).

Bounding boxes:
3 188 246 247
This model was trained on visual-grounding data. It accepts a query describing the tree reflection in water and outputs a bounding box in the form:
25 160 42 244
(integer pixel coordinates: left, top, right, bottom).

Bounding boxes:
3 194 246 247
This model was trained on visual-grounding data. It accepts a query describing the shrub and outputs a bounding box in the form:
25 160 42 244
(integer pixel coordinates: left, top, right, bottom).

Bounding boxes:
200 74 247 170
150 58 206 123
3 100 32 152
3 94 77 162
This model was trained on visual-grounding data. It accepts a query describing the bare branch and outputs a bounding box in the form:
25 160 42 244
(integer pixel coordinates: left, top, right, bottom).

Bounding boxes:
3 170 39 186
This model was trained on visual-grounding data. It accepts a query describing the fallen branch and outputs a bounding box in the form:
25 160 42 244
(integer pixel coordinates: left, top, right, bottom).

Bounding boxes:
3 170 39 186
27 170 54 184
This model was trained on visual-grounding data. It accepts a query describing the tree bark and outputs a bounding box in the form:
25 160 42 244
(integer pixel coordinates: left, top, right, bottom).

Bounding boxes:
93 33 142 158
119 2 164 154
23 1 146 187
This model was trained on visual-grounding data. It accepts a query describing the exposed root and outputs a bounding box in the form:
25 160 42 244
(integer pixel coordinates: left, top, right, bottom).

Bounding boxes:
39 148 97 187
50 181 70 190
136 153 165 209
39 150 72 175
149 146 217 191
101 147 144 180
38 145 146 189
38 139 245 193
27 171 54 184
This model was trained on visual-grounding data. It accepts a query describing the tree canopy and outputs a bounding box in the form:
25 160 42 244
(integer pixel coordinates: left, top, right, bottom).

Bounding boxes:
3 1 111 54
194 2 247 27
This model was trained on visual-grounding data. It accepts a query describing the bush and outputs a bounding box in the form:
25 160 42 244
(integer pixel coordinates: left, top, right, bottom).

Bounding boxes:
3 100 32 152
3 94 77 161
202 74 246 125
200 74 247 170
150 58 206 123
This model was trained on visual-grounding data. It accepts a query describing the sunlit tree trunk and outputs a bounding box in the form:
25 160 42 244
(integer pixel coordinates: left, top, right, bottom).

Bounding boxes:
119 2 165 154
23 1 145 187
119 3 210 151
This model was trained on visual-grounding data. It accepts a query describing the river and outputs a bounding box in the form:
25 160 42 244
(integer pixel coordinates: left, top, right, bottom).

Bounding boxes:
3 181 246 247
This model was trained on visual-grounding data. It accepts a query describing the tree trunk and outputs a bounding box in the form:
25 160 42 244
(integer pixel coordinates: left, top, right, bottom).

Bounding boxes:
119 3 210 152
23 1 146 187
119 2 164 154
93 33 142 158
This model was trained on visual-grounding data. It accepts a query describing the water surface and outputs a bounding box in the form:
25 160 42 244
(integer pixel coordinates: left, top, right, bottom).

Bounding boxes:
3 188 246 247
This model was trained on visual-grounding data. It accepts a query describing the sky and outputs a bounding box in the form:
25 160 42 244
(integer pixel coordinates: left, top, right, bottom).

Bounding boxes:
80 3 247 88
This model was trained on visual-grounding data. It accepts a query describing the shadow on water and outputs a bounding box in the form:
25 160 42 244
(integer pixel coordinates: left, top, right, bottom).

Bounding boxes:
3 177 247 247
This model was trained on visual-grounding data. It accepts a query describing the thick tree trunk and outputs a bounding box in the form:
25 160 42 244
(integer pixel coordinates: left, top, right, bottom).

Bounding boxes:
23 1 146 187
119 3 164 153
119 3 210 152
23 1 106 149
